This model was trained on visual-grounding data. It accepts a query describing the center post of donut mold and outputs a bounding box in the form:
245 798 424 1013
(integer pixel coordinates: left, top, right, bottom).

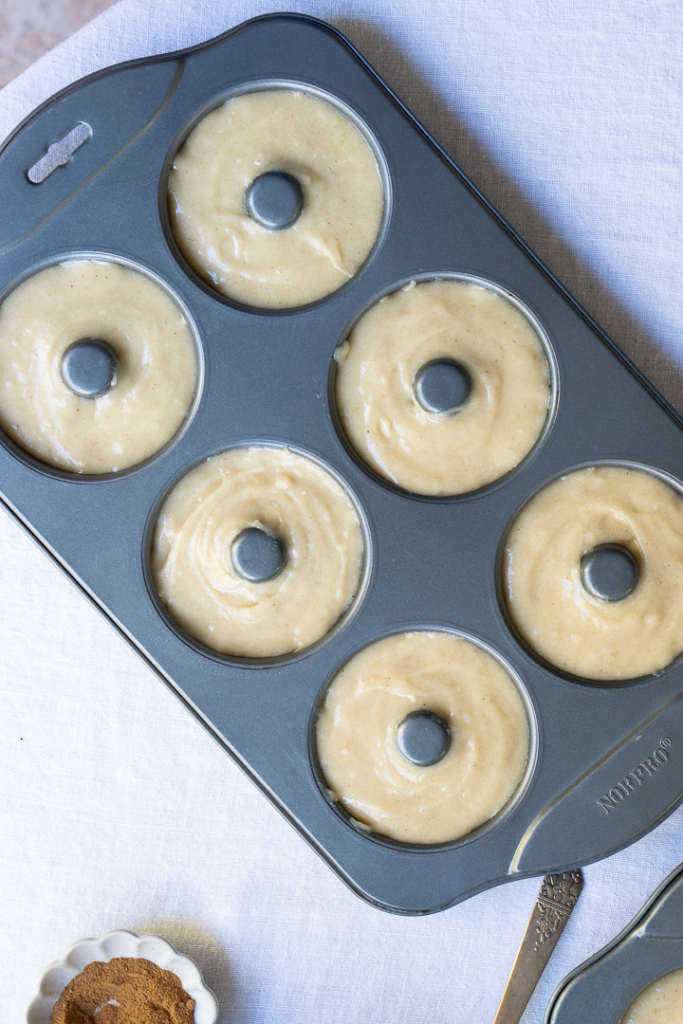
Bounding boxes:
413 359 472 415
245 171 304 230
580 543 639 602
230 526 288 582
60 337 118 398
396 711 452 766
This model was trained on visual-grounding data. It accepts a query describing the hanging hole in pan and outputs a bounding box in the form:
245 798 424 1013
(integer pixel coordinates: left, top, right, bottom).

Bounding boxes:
27 122 92 184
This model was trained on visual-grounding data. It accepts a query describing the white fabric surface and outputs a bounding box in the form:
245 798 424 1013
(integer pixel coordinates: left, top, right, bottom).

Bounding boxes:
2 2 683 1021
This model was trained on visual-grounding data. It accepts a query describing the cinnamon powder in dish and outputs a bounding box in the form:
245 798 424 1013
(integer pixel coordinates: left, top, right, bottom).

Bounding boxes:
50 957 196 1024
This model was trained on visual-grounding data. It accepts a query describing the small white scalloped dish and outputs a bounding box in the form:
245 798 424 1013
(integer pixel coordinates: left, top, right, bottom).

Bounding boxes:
26 929 219 1024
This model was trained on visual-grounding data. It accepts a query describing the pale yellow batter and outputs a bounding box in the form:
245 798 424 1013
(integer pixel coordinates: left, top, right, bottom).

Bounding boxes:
168 89 384 308
151 446 365 658
621 966 683 1023
315 631 530 845
503 466 683 681
335 279 552 496
0 260 198 474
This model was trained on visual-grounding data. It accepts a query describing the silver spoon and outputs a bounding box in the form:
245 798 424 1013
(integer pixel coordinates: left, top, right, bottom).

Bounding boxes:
493 869 584 1024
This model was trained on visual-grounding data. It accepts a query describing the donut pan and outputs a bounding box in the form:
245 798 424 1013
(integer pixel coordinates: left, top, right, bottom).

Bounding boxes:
546 863 683 1022
2 12 683 914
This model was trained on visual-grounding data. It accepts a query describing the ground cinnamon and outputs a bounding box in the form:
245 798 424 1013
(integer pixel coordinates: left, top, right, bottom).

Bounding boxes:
50 956 196 1024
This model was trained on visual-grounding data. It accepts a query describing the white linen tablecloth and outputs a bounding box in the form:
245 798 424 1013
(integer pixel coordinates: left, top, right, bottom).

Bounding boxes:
2 2 683 1022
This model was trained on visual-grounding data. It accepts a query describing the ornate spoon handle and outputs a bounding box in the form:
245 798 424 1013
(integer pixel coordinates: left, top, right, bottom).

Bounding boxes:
492 869 584 1024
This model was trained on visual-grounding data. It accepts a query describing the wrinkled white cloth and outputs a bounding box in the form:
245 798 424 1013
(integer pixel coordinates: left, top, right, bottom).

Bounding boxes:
2 2 683 1022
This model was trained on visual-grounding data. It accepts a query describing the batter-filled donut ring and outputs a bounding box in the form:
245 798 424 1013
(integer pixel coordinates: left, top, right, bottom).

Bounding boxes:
503 465 683 680
621 966 683 1024
151 445 365 659
334 278 552 496
315 631 530 845
168 89 384 309
0 259 198 474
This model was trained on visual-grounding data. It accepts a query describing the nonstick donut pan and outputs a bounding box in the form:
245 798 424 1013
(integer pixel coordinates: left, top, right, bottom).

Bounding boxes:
546 863 683 1022
2 13 683 914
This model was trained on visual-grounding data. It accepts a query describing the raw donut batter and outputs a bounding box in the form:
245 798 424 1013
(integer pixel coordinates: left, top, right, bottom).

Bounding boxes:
621 966 683 1023
315 631 529 844
168 89 384 308
503 466 683 680
0 260 198 474
335 279 552 495
151 446 364 658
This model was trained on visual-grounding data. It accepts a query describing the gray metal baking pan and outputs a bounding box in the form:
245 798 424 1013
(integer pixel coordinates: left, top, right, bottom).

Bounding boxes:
2 12 683 915
546 863 683 1022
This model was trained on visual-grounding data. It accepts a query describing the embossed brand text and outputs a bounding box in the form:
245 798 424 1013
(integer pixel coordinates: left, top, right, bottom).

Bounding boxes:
597 737 672 814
